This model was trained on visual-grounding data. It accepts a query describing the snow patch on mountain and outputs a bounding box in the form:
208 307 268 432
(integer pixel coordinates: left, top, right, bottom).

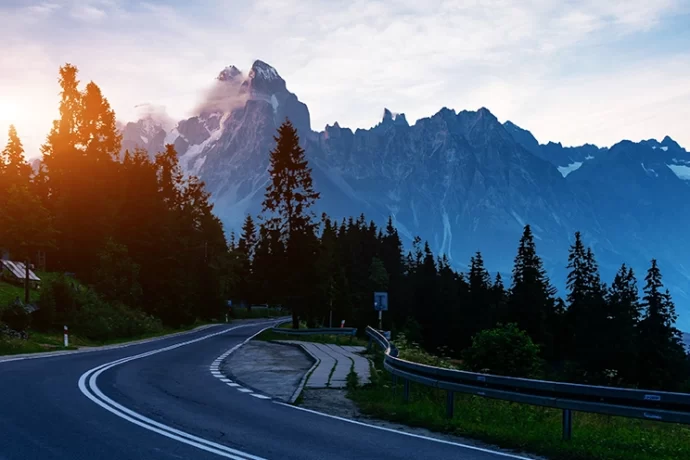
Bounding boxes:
179 113 230 170
251 60 280 80
557 161 583 177
164 128 180 145
667 164 690 180
441 210 452 257
511 210 526 227
389 212 414 242
641 163 659 178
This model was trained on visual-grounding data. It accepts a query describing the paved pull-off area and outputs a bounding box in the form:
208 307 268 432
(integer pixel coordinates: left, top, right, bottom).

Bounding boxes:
221 340 314 402
277 341 371 388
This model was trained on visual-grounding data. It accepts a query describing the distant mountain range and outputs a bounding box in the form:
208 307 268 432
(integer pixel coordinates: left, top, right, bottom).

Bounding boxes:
119 60 690 332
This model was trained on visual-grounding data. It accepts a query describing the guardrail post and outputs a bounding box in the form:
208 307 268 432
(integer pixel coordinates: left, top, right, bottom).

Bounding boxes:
562 409 573 441
446 390 454 418
403 379 410 402
367 337 372 352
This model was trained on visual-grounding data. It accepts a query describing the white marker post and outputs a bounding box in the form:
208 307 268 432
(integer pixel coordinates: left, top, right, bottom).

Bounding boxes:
64 325 69 347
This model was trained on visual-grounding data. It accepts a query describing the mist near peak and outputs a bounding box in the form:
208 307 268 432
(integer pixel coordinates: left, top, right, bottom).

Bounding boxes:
191 73 250 117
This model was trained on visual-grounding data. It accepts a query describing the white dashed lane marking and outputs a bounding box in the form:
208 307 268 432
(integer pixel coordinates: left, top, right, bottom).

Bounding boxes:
208 323 284 402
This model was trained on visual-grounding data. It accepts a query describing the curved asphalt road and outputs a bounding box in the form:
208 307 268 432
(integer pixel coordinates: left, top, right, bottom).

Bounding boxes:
0 320 528 460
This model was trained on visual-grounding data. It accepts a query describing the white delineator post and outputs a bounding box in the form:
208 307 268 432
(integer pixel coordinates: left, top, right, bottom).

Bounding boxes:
64 325 69 347
340 320 345 328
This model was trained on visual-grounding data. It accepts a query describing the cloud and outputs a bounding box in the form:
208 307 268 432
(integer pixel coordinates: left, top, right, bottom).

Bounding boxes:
191 72 251 116
133 103 176 131
1 0 689 159
70 5 106 22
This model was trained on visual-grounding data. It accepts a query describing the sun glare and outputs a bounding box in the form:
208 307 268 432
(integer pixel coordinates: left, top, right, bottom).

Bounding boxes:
0 100 19 123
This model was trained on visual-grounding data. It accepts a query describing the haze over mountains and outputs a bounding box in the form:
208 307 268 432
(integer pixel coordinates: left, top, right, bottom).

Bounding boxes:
119 60 690 332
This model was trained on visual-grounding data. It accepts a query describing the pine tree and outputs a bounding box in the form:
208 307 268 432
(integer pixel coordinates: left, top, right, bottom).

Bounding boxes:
39 64 122 275
491 272 508 324
235 214 257 307
565 232 608 379
637 260 688 389
507 225 556 355
379 216 406 325
0 125 32 188
238 214 257 260
261 119 320 240
261 120 320 328
466 251 493 341
604 264 642 383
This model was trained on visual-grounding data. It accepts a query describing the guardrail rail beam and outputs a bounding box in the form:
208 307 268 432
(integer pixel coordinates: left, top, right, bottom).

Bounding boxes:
364 325 690 443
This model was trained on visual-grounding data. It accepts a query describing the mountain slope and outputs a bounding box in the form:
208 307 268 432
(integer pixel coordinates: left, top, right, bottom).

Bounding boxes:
119 60 690 331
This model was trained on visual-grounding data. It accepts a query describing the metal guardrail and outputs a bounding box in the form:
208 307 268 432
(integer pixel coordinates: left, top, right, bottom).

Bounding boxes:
271 325 358 337
365 326 690 440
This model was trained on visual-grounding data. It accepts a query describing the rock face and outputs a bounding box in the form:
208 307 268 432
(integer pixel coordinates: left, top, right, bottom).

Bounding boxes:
119 60 690 331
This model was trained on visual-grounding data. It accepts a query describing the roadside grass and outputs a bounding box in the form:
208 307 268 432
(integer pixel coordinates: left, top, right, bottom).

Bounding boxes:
0 319 220 357
255 328 369 347
0 337 46 355
349 352 690 460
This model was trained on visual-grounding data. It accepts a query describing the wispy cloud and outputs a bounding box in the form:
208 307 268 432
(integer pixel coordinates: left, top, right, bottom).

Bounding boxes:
1 0 689 157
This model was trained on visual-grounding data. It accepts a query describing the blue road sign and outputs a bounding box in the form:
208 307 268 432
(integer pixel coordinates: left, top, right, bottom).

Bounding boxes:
374 292 388 311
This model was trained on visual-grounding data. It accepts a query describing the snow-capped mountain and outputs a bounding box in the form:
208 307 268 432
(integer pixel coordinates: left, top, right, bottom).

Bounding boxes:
504 121 608 177
120 60 690 331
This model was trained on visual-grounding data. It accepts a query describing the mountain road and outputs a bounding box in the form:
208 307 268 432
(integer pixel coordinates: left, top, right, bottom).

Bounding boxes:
0 320 532 460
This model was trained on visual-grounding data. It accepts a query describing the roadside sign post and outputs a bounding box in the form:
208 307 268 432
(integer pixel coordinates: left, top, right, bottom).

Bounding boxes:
373 292 388 330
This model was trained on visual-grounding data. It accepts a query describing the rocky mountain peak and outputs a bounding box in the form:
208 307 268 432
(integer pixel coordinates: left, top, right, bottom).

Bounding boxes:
217 65 242 82
380 108 409 127
661 135 682 151
249 60 281 81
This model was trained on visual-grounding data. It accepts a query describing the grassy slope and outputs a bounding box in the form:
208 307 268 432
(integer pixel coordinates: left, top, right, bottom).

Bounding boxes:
0 271 69 309
0 320 219 356
349 353 690 460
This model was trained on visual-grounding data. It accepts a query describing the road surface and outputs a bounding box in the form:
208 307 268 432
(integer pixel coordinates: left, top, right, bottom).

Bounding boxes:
0 320 530 460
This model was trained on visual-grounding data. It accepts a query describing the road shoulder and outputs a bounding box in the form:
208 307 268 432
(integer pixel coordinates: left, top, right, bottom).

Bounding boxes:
221 337 547 460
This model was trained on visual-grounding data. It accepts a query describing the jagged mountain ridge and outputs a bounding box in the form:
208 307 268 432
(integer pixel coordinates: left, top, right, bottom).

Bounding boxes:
119 60 690 331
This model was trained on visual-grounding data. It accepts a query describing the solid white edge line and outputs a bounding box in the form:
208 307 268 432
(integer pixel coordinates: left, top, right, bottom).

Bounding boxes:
81 325 268 460
0 324 222 364
272 402 536 460
78 321 283 460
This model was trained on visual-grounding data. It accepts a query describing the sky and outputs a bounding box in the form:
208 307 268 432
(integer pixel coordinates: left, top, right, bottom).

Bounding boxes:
1 0 690 159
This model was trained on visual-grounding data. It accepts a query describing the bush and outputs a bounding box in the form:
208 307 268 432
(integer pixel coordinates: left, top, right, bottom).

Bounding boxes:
33 274 163 341
33 274 78 330
1 303 32 332
462 323 543 378
69 289 163 341
394 332 458 369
